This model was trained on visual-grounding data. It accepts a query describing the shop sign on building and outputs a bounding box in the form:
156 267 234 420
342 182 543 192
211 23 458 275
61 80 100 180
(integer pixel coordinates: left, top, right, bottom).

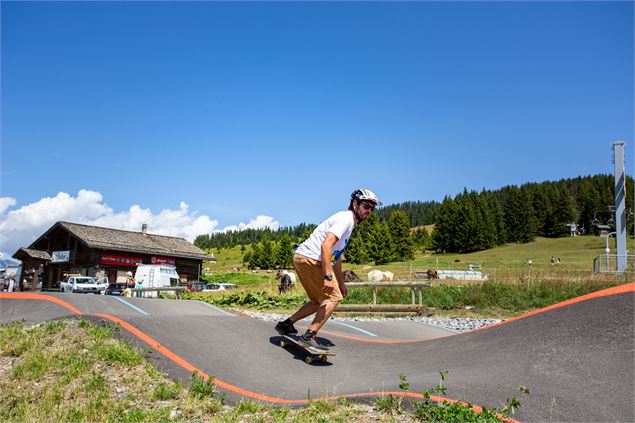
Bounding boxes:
100 254 143 267
51 251 70 263
150 256 176 266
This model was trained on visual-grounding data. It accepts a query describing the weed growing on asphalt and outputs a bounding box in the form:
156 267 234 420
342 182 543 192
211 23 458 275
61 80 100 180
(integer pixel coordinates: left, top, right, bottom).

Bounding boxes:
375 394 403 415
189 371 218 399
384 372 531 422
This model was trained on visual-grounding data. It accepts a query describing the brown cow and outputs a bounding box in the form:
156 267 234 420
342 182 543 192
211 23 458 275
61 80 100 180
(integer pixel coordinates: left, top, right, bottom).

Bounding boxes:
343 269 361 282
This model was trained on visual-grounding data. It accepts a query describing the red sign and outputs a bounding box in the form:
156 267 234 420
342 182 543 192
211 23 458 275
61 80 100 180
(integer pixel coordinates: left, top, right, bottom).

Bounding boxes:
100 254 143 267
150 256 176 266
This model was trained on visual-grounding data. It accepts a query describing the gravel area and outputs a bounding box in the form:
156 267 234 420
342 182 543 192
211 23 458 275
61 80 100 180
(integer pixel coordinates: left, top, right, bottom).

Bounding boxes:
236 309 502 333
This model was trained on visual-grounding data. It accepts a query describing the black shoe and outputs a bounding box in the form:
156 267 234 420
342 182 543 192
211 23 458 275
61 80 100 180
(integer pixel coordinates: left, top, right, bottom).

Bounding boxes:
299 334 329 351
275 320 298 335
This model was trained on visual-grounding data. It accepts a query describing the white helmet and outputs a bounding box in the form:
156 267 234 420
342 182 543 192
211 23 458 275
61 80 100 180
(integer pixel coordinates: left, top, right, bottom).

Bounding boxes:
351 188 382 206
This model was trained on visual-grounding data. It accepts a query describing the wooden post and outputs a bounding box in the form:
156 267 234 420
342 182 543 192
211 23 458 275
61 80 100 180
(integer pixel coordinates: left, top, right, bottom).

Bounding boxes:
418 287 422 305
411 287 415 304
372 287 377 305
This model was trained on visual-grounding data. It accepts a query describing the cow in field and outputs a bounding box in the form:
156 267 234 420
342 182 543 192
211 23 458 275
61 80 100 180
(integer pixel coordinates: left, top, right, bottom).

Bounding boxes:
343 269 361 282
426 269 439 279
367 270 395 282
276 269 297 293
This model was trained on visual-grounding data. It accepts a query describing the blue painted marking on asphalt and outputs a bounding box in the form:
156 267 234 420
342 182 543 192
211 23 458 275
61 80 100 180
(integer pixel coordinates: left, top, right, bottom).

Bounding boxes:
195 301 235 317
330 320 378 337
113 297 149 315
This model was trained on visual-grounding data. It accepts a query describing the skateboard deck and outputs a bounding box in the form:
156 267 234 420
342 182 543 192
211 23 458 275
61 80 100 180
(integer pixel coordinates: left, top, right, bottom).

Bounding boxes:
279 334 335 364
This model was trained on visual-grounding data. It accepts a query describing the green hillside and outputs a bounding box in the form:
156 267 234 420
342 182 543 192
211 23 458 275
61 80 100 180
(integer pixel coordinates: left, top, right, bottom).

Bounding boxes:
204 235 632 282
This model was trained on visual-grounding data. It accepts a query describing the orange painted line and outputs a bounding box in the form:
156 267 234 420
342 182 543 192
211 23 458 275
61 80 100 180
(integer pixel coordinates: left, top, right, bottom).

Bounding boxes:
0 292 83 315
91 313 520 421
316 282 635 342
93 314 518 421
473 282 635 332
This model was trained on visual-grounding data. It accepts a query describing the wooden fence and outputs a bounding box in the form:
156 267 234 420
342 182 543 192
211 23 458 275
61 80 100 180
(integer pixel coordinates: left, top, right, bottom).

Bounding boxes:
337 281 435 316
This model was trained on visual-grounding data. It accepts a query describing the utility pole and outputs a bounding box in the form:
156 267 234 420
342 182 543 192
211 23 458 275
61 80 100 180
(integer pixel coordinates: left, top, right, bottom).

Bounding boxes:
612 141 627 272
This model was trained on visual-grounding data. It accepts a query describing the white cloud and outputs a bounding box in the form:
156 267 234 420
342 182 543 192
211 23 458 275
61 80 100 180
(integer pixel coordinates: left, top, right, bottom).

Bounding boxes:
0 190 279 258
0 197 16 215
221 215 281 233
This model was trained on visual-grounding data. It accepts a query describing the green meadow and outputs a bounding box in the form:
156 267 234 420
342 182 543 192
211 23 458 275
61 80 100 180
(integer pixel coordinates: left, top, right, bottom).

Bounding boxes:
192 235 632 318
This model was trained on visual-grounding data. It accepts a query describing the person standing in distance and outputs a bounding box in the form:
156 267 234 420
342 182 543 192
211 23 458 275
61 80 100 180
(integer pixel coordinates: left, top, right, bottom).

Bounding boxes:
275 188 382 350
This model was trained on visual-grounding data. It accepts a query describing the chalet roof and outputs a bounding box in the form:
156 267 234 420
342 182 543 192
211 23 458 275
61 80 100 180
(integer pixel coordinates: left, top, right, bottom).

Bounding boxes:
13 248 52 261
33 221 215 261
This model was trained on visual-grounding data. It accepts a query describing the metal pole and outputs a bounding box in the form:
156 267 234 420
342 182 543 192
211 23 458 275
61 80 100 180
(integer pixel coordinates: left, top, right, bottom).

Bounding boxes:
612 141 627 271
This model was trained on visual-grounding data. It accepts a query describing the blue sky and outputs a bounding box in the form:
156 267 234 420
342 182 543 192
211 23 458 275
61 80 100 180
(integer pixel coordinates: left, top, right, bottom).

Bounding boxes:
0 1 633 255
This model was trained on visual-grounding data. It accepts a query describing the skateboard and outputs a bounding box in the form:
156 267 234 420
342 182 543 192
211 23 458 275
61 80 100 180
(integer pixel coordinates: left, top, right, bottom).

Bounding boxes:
278 335 335 364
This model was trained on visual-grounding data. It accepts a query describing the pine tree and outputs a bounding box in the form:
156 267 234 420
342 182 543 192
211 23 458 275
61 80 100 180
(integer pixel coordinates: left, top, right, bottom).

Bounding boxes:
548 186 577 237
273 234 294 269
432 196 457 253
260 239 274 269
388 210 415 261
502 186 535 243
367 221 394 265
247 244 262 269
412 228 432 252
344 227 369 264
242 251 252 267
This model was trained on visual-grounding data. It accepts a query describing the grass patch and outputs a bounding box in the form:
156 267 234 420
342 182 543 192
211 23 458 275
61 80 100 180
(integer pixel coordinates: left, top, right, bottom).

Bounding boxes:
422 279 618 312
0 320 533 422
201 271 273 287
152 381 181 400
186 288 307 311
189 372 218 399
375 394 403 415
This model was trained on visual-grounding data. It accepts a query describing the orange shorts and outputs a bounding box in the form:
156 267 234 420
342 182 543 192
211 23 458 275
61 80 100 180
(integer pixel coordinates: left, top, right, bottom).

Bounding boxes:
293 253 343 305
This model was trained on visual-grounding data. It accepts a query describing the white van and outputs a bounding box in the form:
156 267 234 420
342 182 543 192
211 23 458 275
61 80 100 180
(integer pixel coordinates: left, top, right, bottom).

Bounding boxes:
134 265 180 297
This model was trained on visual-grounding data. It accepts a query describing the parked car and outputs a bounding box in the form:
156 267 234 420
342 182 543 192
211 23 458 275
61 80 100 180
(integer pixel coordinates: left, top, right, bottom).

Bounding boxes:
105 282 126 296
202 282 238 292
59 275 109 294
177 281 208 292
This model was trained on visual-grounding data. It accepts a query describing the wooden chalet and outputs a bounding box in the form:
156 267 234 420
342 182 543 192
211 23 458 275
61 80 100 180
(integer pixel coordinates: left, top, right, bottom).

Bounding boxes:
13 221 215 290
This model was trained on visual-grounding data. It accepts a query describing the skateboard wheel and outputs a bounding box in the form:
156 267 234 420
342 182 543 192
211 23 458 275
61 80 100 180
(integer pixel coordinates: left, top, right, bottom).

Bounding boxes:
321 355 328 362
279 341 286 348
305 356 313 364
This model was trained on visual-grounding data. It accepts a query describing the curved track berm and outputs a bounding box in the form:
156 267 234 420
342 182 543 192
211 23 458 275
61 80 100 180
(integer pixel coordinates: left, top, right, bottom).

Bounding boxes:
1 284 633 422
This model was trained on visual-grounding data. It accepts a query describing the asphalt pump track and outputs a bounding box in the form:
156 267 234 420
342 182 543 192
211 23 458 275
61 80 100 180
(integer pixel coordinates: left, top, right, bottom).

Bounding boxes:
1 283 634 422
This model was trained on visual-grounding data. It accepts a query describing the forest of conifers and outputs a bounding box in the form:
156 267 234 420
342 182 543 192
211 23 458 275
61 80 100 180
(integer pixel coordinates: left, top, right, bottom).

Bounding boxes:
194 174 633 259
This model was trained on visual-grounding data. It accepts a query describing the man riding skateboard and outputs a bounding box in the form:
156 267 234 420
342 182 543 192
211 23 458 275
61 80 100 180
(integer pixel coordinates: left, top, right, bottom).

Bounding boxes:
275 188 382 350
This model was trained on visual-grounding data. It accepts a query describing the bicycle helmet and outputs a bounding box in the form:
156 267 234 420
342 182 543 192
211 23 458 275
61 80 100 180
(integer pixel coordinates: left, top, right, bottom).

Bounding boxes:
350 188 382 206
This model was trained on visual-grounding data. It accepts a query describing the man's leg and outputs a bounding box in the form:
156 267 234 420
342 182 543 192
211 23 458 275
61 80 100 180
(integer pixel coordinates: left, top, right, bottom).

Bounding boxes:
289 302 320 323
308 300 339 333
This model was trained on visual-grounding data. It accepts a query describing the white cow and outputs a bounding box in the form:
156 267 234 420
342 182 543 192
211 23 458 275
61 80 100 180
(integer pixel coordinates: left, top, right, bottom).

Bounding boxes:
276 269 297 284
367 270 394 282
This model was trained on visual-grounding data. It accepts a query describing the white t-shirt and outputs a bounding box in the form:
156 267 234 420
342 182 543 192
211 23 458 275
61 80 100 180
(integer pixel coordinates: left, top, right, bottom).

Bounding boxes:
295 210 355 263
